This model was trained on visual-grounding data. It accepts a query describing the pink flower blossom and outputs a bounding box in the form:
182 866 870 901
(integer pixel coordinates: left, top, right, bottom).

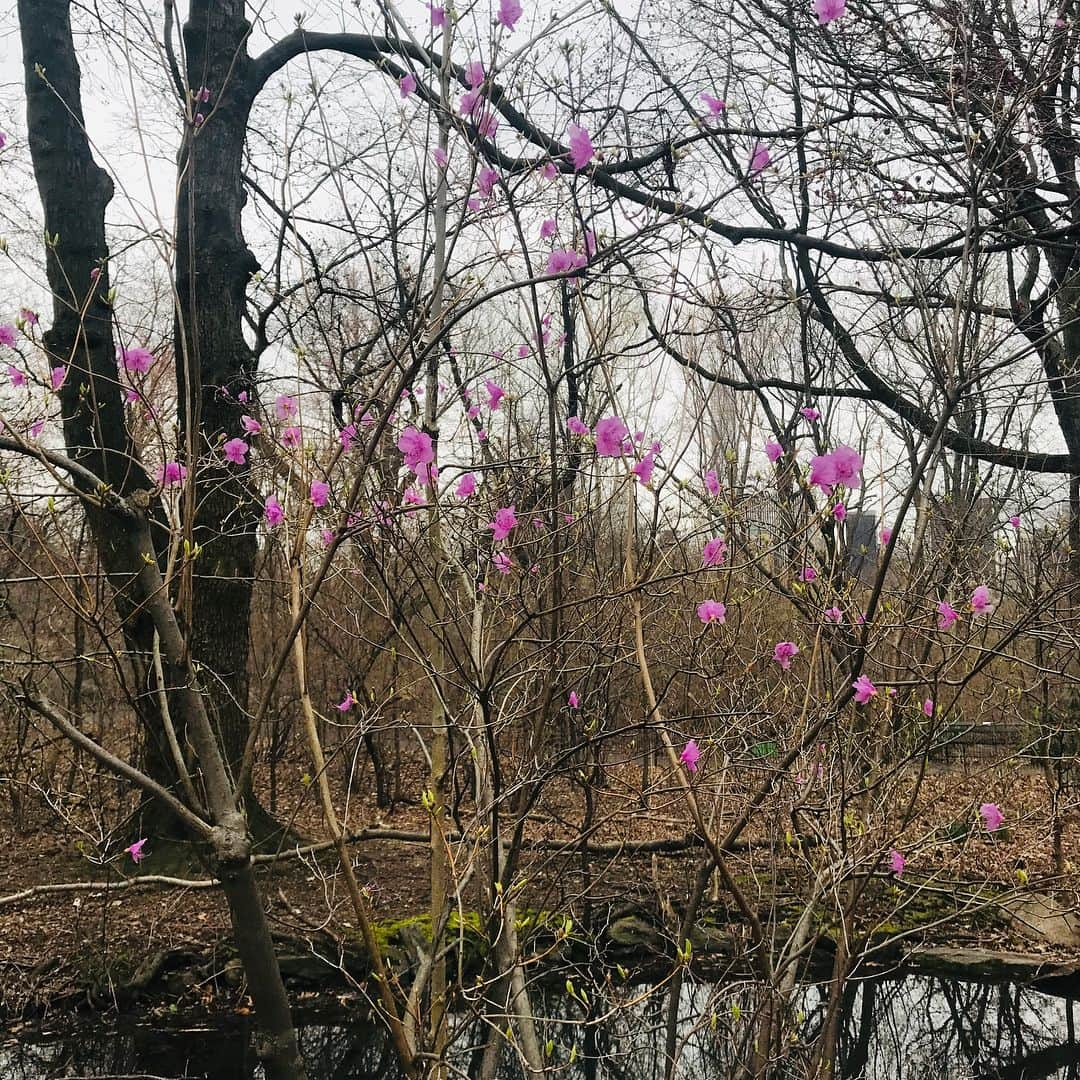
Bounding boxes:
595 416 629 457
697 600 726 624
810 446 863 491
398 426 435 481
19 308 38 326
156 461 187 486
699 92 726 116
541 162 558 180
310 480 329 507
980 802 1004 832
546 247 586 274
400 73 417 98
1009 515 1021 529
403 486 425 506
800 406 821 421
125 838 148 863
433 146 448 167
465 60 485 88
824 606 843 624
567 416 590 436
923 698 934 717
702 537 727 567
281 426 302 448
540 218 557 239
275 394 297 420
0 325 16 348
6 365 24 387
888 849 905 877
880 527 892 546
765 439 783 463
493 551 512 574
567 124 595 170
429 4 446 26
633 452 656 485
485 379 505 410
29 419 44 439
477 167 499 199
340 423 357 449
705 469 721 497
680 739 701 772
336 691 357 712
490 505 518 540
241 414 262 435
833 502 847 521
568 691 580 709
749 142 771 173
122 346 154 374
498 0 523 29
264 496 284 527
773 641 799 670
937 600 958 629
852 674 878 704
223 438 248 464
814 0 847 24
971 585 994 615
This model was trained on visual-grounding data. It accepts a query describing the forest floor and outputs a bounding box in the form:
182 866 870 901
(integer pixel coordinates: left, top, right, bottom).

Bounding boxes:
1 746 1079 1024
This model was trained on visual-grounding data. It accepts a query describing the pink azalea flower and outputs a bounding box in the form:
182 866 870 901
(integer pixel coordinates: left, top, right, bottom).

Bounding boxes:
568 416 590 436
498 0 523 29
490 505 518 540
680 738 701 772
980 802 1004 832
0 325 16 347
749 142 771 173
546 247 586 274
465 60 485 88
585 230 598 257
29 419 44 439
567 123 595 170
705 469 721 497
833 502 847 521
773 641 799 670
831 445 864 486
310 480 330 508
156 461 187 487
971 585 994 615
765 439 783 463
125 838 148 864
477 167 499 199
400 72 417 98
568 691 580 709
888 849 905 877
540 218 557 239
340 423 357 449
699 92 726 116
852 674 878 704
432 146 448 167
800 406 821 421
702 537 727 567
697 600 726 624
595 416 629 457
824 606 843 624
403 486 425 506
794 566 815 583
541 162 558 180
264 496 284 527
880 527 892 546
336 691 357 712
0 133 6 151
633 452 656 485
923 698 934 717
223 438 248 464
814 0 847 24
281 426 302 448
320 529 335 547
517 344 530 358
467 405 481 420
19 308 38 326
1009 515 1021 529
275 394 297 420
429 4 446 26
937 600 958 629
398 426 435 480
121 346 154 374
493 551 512 574
455 473 476 498
485 379 505 410
6 365 24 387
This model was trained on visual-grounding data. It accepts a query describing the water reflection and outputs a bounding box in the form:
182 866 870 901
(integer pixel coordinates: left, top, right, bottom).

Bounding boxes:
3 975 1078 1078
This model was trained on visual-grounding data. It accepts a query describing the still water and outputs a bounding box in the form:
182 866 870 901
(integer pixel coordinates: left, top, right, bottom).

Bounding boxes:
3 974 1078 1078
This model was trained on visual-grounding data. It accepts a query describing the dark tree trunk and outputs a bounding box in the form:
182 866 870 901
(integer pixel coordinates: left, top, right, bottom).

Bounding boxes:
174 0 262 786
18 0 182 842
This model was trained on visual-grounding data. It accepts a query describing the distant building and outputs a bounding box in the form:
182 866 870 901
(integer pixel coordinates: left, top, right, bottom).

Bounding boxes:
843 511 878 583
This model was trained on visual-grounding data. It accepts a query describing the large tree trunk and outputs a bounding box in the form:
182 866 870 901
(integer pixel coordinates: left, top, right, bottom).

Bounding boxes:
18 0 183 843
174 0 262 788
